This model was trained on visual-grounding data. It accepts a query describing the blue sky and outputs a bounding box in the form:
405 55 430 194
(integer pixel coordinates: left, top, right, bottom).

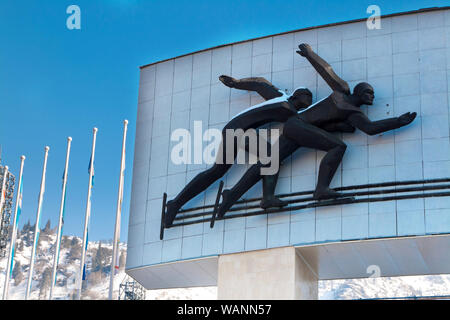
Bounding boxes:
0 0 447 241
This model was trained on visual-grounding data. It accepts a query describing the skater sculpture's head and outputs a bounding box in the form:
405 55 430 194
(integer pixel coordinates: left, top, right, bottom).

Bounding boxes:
353 82 374 106
288 87 313 111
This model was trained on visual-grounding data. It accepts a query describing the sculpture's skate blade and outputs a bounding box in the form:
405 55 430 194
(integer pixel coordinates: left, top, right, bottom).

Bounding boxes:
210 181 224 229
311 196 355 207
159 193 167 240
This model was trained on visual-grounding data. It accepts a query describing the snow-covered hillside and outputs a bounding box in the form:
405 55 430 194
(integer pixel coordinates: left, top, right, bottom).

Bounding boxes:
0 224 128 300
0 225 449 300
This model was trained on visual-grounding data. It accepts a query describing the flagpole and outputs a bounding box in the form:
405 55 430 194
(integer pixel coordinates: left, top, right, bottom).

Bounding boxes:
0 166 9 218
77 128 97 300
109 120 128 300
49 137 72 300
25 146 50 300
2 157 22 300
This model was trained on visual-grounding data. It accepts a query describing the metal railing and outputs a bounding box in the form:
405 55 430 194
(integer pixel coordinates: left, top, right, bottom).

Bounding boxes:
160 177 450 239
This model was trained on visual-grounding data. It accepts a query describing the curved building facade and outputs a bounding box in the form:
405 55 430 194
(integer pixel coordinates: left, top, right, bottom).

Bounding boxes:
127 7 450 298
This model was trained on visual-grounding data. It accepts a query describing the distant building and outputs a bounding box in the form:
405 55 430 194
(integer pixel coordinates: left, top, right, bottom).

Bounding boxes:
0 165 15 257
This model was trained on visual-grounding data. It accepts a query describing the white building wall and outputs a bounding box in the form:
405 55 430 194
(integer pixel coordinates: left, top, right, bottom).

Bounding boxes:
127 9 450 270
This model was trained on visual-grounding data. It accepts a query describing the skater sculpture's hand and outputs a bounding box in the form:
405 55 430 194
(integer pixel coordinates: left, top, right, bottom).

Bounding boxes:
219 75 237 88
296 43 313 57
397 112 417 126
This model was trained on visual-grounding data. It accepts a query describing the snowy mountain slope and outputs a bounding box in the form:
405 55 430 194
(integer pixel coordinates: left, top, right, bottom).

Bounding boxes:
0 228 127 300
0 228 449 300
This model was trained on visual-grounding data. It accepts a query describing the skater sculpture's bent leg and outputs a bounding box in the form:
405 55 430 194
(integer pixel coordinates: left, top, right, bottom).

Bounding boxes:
283 117 347 200
218 117 349 218
243 131 289 209
260 172 287 209
218 138 299 218
165 127 238 227
166 164 232 227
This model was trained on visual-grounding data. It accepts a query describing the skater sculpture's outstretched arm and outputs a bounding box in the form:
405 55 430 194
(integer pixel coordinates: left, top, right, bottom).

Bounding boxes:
296 43 350 94
219 75 283 100
348 112 417 136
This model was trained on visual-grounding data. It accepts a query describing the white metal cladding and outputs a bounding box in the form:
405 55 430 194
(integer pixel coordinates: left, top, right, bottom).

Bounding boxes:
127 8 450 282
127 234 450 289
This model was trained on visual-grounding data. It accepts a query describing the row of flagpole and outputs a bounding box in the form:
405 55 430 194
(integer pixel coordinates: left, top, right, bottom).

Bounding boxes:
76 127 98 300
109 120 128 300
25 146 49 300
1 120 129 300
49 137 72 300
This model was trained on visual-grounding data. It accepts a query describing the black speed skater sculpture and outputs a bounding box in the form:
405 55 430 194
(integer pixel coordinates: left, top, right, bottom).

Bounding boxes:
215 43 417 219
164 71 313 227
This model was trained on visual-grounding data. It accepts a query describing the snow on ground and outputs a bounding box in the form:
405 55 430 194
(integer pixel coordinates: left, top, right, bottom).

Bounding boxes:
0 231 449 300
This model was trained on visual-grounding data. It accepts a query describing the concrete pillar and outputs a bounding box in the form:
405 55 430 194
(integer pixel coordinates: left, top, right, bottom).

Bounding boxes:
217 246 318 300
